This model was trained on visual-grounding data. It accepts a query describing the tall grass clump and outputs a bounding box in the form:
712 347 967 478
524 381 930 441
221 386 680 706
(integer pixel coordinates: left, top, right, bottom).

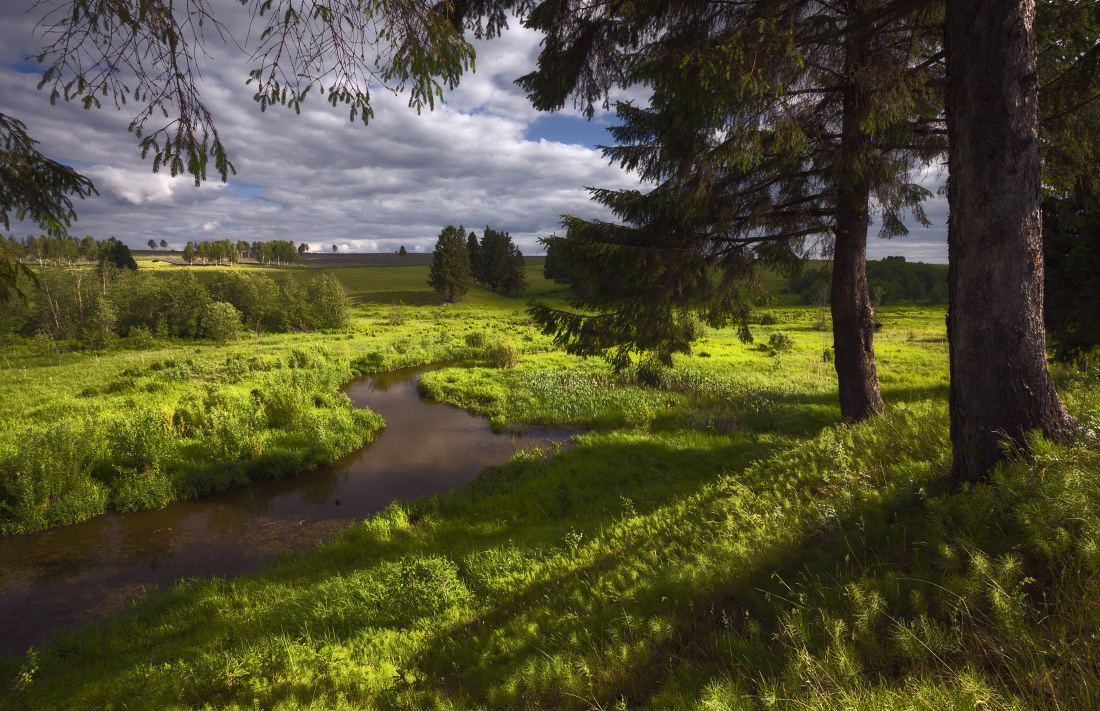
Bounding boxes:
0 347 383 534
486 336 519 369
0 421 107 534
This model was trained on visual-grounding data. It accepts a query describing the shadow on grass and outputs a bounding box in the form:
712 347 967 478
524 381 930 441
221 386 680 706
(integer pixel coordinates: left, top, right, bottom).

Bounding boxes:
2 431 773 708
15 398 1084 711
353 290 440 306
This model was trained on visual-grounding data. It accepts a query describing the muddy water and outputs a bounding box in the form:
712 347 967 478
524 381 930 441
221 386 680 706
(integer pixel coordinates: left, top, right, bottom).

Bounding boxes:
0 364 563 656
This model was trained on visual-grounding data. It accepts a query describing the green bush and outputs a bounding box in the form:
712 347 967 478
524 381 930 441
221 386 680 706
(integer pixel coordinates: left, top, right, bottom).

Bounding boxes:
353 350 387 374
202 402 265 463
486 336 519 369
0 421 107 534
105 410 174 480
200 301 242 343
78 299 116 350
306 273 350 329
378 556 471 622
768 331 794 353
125 324 156 349
389 302 407 326
258 376 308 430
635 359 671 388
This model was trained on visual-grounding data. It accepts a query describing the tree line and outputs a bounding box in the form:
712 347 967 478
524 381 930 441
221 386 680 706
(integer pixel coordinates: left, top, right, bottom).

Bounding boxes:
181 239 301 266
0 267 348 351
2 233 137 271
429 225 528 301
787 257 948 307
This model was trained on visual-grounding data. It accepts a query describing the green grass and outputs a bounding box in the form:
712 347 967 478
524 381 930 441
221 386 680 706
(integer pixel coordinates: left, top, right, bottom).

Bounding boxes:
2 259 1099 710
0 262 561 534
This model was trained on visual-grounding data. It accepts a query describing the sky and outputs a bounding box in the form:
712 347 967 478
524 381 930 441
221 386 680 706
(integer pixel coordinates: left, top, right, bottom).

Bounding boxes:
0 2 949 261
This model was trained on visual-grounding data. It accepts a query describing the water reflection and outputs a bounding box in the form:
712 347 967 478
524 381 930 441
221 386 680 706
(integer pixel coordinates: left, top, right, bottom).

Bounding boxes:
0 363 564 656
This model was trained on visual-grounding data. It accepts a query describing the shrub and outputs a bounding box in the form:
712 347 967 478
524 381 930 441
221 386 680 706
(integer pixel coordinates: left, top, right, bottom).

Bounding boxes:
207 271 281 331
106 409 174 476
353 350 386 374
125 325 155 349
635 359 672 388
486 336 519 369
200 301 242 343
378 556 470 622
759 311 779 325
203 402 264 462
769 331 794 353
0 421 107 534
306 273 349 329
465 331 487 348
79 299 116 350
258 376 308 430
389 302 407 326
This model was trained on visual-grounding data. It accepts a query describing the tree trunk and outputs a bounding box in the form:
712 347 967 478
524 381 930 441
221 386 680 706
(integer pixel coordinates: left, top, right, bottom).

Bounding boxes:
945 0 1074 481
832 7 886 422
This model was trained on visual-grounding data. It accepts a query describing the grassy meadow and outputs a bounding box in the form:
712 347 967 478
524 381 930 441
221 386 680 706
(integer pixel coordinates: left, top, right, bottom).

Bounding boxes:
2 256 1099 710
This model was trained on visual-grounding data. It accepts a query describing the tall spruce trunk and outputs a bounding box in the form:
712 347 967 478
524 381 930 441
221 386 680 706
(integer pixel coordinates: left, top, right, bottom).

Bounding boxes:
945 0 1074 481
831 9 885 422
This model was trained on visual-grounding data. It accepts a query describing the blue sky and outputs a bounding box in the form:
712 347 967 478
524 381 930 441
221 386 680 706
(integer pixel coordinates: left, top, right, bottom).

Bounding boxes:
0 2 948 261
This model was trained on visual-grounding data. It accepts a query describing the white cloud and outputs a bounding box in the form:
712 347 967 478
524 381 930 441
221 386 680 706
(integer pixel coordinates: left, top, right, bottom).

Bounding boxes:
0 0 946 261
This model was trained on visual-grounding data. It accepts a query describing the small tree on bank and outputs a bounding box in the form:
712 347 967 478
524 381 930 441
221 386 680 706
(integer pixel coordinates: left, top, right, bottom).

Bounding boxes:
429 225 473 302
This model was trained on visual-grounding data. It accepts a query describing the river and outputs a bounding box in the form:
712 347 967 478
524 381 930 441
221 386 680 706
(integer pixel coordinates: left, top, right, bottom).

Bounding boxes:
0 363 562 656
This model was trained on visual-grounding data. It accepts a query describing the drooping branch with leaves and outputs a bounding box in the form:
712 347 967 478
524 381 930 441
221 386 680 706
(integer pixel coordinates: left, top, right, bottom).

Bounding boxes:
0 113 98 302
31 0 476 185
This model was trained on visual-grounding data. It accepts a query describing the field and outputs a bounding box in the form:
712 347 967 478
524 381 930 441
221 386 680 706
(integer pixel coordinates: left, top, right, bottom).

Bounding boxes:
2 257 1099 710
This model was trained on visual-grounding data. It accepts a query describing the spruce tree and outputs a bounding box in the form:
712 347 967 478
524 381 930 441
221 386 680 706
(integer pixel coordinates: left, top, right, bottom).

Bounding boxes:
479 227 528 295
479 227 509 292
467 231 484 283
505 243 529 295
1043 179 1100 362
429 225 474 302
944 0 1076 480
520 0 943 420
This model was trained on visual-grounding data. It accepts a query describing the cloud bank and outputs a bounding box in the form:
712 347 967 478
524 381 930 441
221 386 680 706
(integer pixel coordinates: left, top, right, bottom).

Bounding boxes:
0 2 947 261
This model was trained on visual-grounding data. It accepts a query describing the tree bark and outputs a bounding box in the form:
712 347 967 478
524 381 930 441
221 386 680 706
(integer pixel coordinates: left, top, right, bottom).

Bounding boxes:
832 6 886 422
945 0 1074 481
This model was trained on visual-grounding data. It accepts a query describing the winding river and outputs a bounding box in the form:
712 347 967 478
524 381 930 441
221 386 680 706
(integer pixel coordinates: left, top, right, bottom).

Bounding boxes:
0 364 563 657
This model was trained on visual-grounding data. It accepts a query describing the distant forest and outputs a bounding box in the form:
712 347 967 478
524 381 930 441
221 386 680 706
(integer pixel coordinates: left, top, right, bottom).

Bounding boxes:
0 234 348 351
788 257 948 306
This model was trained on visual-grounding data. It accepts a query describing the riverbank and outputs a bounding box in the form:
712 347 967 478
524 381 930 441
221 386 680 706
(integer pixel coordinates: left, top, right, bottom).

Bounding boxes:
0 363 565 655
0 262 560 536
